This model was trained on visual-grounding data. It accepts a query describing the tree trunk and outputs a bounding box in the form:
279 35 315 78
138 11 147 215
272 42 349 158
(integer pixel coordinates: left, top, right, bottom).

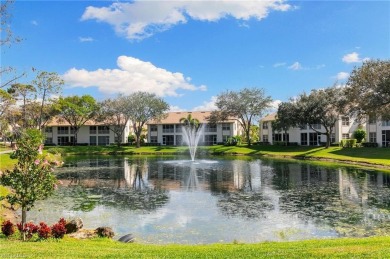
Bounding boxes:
325 132 330 149
21 208 27 241
246 128 251 146
284 129 288 146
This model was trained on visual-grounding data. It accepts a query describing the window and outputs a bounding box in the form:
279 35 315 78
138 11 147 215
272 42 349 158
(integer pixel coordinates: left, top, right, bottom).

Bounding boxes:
263 135 268 142
176 125 182 133
162 125 174 133
262 122 268 129
90 136 97 145
162 135 174 145
273 133 283 142
205 124 217 132
150 125 157 132
222 135 230 143
309 133 318 146
369 132 376 143
150 136 158 143
90 126 97 134
45 127 52 133
70 127 77 134
204 135 217 145
176 135 183 145
342 116 350 126
45 137 53 144
299 124 307 130
342 133 350 139
57 136 68 145
311 123 321 130
98 126 110 134
382 120 390 127
57 127 69 135
98 136 109 146
301 133 308 146
382 130 390 147
222 123 230 131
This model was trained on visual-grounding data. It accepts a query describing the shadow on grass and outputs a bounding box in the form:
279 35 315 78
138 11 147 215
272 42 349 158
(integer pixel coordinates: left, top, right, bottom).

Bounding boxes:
329 147 390 160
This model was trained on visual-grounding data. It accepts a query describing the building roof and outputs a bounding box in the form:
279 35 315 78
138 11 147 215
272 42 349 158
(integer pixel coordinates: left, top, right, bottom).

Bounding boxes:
148 111 237 125
261 113 277 122
46 117 127 126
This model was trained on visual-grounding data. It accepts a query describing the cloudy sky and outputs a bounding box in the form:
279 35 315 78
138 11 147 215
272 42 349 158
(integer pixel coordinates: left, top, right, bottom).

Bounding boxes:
3 0 389 111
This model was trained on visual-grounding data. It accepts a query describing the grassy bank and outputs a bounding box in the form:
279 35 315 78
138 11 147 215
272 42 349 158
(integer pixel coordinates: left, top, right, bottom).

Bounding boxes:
1 236 390 258
40 145 390 169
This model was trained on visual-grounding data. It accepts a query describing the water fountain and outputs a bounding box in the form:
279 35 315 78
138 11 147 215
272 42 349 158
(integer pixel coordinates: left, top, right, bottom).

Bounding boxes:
181 123 204 162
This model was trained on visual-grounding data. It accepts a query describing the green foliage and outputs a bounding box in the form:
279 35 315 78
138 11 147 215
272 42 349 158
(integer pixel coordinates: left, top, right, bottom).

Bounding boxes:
0 129 59 238
353 128 366 143
225 136 242 146
340 139 357 148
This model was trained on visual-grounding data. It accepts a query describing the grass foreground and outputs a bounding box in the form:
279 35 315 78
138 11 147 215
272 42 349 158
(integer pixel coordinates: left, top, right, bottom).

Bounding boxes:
1 236 390 258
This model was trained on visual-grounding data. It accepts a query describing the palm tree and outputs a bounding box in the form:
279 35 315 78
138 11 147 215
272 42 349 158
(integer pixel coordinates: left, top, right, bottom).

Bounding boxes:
179 113 200 130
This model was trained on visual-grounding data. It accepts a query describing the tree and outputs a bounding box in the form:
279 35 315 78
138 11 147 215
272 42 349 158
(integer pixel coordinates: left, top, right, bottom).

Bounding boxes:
0 88 15 117
179 113 200 130
293 86 346 148
345 60 390 120
57 95 99 145
273 102 298 146
98 95 132 147
0 129 59 240
8 83 36 128
127 92 169 148
211 88 272 146
32 71 64 130
353 128 366 143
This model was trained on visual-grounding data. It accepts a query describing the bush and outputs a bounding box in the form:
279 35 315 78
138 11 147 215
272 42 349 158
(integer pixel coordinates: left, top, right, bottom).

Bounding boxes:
340 139 357 148
47 147 65 156
38 222 51 239
353 128 366 143
17 222 38 239
225 136 241 146
362 142 379 147
1 220 15 237
51 218 67 239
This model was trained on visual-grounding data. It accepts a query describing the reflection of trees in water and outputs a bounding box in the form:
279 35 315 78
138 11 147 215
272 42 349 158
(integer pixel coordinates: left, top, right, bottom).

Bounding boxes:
270 161 390 237
217 191 274 219
54 157 169 213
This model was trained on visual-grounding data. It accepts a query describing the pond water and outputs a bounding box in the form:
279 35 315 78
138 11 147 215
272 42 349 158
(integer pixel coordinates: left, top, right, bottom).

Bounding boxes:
26 156 390 244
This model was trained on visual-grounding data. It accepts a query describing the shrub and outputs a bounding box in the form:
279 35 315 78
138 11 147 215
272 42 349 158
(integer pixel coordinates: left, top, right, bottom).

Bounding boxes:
340 139 357 148
353 128 366 143
38 222 51 239
225 136 241 146
1 220 15 237
17 222 38 239
51 218 67 239
362 142 379 147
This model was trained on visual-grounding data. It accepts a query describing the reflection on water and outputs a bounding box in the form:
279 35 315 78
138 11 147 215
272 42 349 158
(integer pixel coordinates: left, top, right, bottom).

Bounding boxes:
27 156 390 244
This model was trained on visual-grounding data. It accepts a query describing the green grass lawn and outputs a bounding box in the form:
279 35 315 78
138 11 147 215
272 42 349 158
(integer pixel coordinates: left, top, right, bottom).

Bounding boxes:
1 236 390 258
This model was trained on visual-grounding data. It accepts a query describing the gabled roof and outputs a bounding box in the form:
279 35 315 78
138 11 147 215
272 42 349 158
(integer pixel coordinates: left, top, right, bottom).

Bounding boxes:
261 113 277 122
148 111 237 125
46 116 127 126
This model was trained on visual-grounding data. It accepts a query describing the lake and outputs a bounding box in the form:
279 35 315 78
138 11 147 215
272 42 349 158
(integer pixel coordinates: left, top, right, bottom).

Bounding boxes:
26 155 390 244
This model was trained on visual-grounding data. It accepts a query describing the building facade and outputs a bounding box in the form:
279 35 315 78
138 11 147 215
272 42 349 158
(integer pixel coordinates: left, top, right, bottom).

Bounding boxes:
260 113 362 146
147 111 242 146
44 119 131 146
366 117 390 147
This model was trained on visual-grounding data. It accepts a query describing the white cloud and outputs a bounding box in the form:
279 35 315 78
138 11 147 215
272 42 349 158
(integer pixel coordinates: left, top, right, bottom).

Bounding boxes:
169 105 185 112
192 96 218 111
31 20 38 26
342 52 369 63
335 72 349 80
79 37 94 42
62 56 207 97
81 0 292 40
288 62 302 70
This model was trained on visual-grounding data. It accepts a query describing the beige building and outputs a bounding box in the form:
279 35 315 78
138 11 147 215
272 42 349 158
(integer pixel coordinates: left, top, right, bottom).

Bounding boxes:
147 111 242 146
366 117 390 147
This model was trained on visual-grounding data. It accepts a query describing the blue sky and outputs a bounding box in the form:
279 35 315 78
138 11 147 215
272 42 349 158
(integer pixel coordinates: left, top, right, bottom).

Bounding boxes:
2 0 389 111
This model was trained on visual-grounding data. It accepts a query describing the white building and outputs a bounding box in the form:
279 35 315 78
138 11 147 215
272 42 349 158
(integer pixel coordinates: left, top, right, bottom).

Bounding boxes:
44 119 132 146
147 111 242 146
366 117 390 147
260 113 362 146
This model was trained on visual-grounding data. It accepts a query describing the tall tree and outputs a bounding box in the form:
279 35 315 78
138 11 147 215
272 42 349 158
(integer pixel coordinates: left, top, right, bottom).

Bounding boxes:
293 86 346 148
273 102 298 146
57 95 99 145
345 59 390 120
0 88 15 117
32 71 64 130
8 83 36 128
127 92 169 148
98 95 132 147
179 113 200 130
211 88 272 146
